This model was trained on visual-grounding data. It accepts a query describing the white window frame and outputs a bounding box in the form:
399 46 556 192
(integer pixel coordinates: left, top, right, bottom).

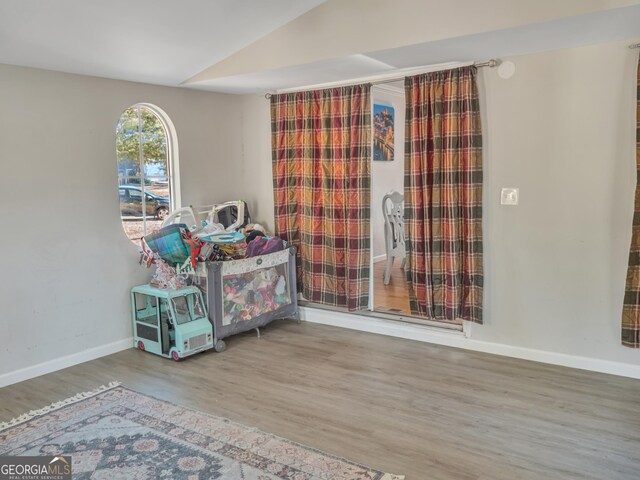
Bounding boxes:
117 103 180 241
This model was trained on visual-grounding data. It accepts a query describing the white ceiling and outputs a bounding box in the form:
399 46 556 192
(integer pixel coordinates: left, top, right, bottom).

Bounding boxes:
186 54 398 94
369 4 640 69
0 0 324 86
0 1 638 94
187 4 640 94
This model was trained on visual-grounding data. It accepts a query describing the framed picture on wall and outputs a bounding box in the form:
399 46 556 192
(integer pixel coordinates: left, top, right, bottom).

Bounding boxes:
373 102 395 161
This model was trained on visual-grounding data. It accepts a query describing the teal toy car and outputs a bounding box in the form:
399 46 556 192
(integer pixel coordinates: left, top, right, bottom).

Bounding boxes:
131 285 214 361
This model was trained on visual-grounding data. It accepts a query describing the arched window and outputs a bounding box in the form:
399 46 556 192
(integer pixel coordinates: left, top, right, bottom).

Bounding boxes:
116 104 179 243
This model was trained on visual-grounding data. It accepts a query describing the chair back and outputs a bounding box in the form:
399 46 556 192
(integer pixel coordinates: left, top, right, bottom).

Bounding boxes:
382 191 405 257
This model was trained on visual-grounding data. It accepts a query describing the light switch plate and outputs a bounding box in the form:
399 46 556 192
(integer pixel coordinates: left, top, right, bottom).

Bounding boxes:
501 188 519 206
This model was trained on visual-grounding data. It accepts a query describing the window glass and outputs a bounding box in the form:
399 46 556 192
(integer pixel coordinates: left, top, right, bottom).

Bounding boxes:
129 189 142 201
116 105 174 244
134 293 158 325
170 293 205 325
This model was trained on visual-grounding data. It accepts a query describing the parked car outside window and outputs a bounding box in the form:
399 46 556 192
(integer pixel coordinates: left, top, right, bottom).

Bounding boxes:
119 185 170 220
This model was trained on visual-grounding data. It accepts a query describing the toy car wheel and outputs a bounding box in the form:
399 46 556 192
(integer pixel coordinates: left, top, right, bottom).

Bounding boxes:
171 350 181 362
214 340 226 353
137 341 145 351
156 206 169 220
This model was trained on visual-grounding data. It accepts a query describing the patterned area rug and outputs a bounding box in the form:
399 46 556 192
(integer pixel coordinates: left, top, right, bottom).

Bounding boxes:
0 383 403 480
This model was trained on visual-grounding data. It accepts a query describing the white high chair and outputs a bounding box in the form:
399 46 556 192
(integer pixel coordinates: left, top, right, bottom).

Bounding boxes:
161 206 198 230
382 191 406 285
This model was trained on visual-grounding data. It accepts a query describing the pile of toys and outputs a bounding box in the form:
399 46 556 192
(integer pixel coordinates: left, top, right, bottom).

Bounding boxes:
223 264 291 324
139 200 287 289
131 201 299 363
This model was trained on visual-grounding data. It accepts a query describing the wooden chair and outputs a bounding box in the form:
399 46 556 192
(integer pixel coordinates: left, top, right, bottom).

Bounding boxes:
382 191 406 285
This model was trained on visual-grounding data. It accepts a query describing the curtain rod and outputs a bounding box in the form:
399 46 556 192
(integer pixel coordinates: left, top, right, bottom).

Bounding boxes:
264 59 499 99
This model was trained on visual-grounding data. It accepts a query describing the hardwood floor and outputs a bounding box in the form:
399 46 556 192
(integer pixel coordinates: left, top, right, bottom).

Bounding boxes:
372 260 461 328
373 259 412 316
1 320 639 479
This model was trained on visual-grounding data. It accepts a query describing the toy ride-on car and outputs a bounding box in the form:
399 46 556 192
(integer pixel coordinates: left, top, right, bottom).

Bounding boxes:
131 285 216 361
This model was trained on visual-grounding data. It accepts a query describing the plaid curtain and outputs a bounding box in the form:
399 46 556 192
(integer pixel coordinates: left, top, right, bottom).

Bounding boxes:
622 57 640 348
404 66 484 323
270 85 371 311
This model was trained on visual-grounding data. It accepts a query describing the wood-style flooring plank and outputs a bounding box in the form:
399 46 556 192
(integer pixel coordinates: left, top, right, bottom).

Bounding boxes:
1 320 639 479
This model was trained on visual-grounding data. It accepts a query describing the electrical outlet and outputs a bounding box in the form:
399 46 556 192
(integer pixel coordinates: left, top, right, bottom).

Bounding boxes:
501 188 519 206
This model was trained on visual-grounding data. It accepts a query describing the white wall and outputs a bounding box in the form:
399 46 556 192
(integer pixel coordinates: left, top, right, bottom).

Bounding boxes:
0 64 243 380
239 95 276 233
2 37 638 383
239 39 640 367
472 39 639 364
371 86 405 259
